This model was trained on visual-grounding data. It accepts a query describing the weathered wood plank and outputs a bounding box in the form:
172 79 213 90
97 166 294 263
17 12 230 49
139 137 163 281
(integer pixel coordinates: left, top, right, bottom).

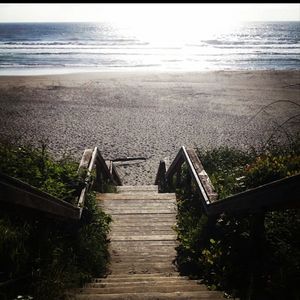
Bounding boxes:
78 149 93 171
208 173 300 215
117 186 158 193
111 163 123 186
110 235 176 241
165 148 185 180
97 193 176 200
106 210 176 215
0 172 80 220
186 148 218 202
155 159 167 188
95 148 117 184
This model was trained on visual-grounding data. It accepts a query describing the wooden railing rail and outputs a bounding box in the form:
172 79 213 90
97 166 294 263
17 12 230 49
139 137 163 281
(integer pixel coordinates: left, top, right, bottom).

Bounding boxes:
155 146 218 213
0 146 121 221
155 146 300 214
207 173 300 215
77 147 121 216
0 172 80 220
77 147 97 215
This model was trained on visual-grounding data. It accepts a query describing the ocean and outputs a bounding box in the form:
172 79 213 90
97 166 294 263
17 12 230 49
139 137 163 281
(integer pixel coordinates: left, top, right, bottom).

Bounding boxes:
0 22 299 75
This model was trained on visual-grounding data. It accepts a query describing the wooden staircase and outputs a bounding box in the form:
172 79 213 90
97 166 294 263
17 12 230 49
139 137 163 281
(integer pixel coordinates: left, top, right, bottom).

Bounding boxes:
73 185 225 299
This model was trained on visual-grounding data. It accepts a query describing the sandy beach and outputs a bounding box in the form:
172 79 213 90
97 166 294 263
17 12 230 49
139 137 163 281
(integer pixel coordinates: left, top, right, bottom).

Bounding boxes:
0 70 299 185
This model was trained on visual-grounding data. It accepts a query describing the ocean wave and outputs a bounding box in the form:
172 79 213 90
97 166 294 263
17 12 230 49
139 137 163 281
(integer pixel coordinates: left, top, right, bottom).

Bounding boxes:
202 39 300 46
0 40 150 46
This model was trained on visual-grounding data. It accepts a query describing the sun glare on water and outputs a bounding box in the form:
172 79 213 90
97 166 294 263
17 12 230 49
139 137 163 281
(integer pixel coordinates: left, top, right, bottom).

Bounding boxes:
103 4 241 46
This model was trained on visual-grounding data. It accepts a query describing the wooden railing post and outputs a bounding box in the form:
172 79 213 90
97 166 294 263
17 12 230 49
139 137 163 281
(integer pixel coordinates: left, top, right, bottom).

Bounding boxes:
247 211 266 300
95 160 104 192
176 165 182 188
155 159 167 192
185 169 192 193
166 174 173 192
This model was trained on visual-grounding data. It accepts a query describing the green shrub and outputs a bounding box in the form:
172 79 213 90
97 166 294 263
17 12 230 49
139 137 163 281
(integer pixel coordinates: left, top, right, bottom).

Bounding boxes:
0 217 31 280
0 141 85 203
31 192 111 300
0 141 112 299
244 153 300 188
197 146 255 199
175 141 300 299
197 142 299 199
0 192 111 300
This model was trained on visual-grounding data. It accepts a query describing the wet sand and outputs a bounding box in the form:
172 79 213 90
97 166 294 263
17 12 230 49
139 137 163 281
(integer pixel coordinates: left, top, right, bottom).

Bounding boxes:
0 70 299 185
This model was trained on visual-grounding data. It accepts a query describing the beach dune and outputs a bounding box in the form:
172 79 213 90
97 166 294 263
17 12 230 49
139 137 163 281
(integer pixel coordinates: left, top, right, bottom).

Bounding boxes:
0 70 299 185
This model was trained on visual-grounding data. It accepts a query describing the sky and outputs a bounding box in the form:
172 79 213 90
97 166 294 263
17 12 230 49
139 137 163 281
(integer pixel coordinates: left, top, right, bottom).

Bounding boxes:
0 3 299 24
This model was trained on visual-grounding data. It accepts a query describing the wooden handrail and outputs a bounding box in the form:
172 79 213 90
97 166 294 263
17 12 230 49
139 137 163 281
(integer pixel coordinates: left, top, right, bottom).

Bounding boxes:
156 146 300 214
0 146 122 220
156 146 217 213
77 147 98 216
0 172 80 220
94 148 122 186
77 147 121 216
207 173 300 215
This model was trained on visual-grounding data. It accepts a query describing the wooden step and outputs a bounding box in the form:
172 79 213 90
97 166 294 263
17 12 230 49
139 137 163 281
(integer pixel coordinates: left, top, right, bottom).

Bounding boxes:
110 234 176 241
73 291 225 299
99 199 176 205
97 193 176 201
110 225 175 231
111 214 176 222
111 251 177 257
117 185 158 193
85 280 201 288
110 231 175 237
111 258 174 264
110 239 177 245
92 275 189 283
98 273 181 279
77 283 209 294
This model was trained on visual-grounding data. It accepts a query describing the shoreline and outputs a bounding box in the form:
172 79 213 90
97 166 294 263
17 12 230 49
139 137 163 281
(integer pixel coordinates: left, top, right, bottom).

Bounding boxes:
0 70 299 185
1 68 300 78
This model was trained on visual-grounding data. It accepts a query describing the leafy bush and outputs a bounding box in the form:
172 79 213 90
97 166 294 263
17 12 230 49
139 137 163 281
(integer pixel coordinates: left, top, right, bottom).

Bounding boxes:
197 146 255 199
0 141 112 299
175 141 300 299
244 153 300 188
197 141 299 199
0 192 111 300
31 192 111 300
0 141 85 203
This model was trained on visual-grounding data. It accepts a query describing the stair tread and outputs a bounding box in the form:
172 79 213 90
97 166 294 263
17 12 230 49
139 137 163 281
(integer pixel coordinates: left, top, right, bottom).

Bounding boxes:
97 193 176 201
77 284 210 294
